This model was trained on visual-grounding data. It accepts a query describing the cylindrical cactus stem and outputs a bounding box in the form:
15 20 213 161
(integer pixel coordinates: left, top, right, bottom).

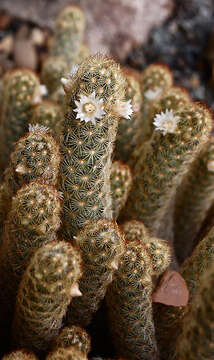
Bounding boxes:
50 5 85 65
58 54 126 239
106 241 157 360
0 126 60 243
154 223 214 360
12 241 82 354
140 63 173 143
31 101 63 138
66 219 125 327
78 44 90 63
0 69 41 172
41 56 69 103
46 347 87 360
53 326 91 355
174 137 214 264
114 69 142 162
120 220 171 277
2 350 38 360
0 181 62 347
122 103 212 236
175 263 214 360
110 161 132 219
130 86 190 168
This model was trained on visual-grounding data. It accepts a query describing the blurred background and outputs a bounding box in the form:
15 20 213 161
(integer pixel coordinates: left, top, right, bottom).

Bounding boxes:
1 0 214 108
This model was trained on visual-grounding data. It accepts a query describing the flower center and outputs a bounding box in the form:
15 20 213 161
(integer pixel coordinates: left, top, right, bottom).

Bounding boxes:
83 102 96 115
165 118 174 129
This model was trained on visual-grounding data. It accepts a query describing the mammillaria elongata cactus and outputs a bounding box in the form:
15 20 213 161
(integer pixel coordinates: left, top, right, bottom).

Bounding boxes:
0 4 214 358
174 136 214 263
0 126 60 244
41 5 86 104
2 350 38 360
31 102 63 138
66 219 124 327
58 54 127 238
140 63 173 143
123 103 212 236
53 326 91 355
155 222 214 359
0 182 62 350
175 262 214 360
106 220 170 360
12 241 82 353
0 69 41 172
50 5 85 65
106 241 157 360
46 347 87 360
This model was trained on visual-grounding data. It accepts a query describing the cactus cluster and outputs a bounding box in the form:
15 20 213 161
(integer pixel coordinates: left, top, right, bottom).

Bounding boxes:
0 4 214 360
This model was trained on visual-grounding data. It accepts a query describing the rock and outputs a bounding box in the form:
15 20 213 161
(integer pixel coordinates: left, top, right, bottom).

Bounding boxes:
0 35 13 54
0 12 12 30
152 270 189 307
0 0 173 60
14 25 38 70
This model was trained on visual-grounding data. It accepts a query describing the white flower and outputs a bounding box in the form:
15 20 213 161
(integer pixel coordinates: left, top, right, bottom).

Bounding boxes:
153 109 179 135
144 87 162 101
39 84 48 96
28 124 50 133
74 92 105 125
207 160 214 172
68 65 79 78
113 100 133 119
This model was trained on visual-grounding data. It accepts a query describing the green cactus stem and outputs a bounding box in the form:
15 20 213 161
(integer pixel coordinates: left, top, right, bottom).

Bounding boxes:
66 219 125 327
58 54 126 239
130 86 190 168
174 137 214 264
175 263 214 360
31 101 63 138
2 350 38 360
53 326 91 355
121 220 171 276
0 126 60 244
110 161 132 219
0 69 41 172
41 56 69 104
154 223 214 359
140 63 173 143
122 103 212 236
12 241 82 354
0 181 62 350
50 5 85 65
46 347 87 360
106 241 157 360
115 69 142 162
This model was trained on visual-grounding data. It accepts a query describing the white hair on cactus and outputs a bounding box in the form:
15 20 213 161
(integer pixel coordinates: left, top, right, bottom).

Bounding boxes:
39 84 48 96
113 100 133 119
207 160 214 172
28 124 50 133
61 77 69 85
33 95 42 104
144 87 162 100
74 92 106 125
68 65 79 78
153 109 179 135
